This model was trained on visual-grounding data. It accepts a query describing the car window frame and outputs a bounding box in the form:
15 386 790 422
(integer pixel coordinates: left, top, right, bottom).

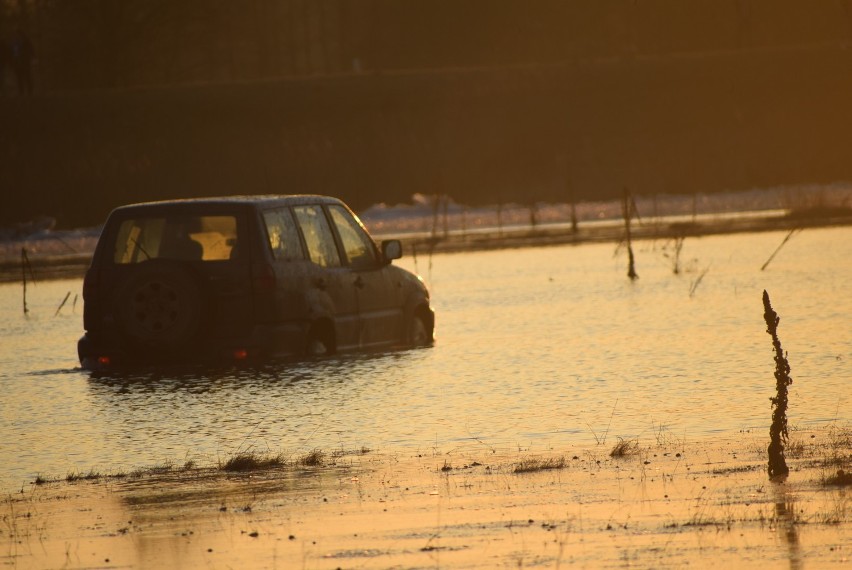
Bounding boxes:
325 204 381 270
260 206 306 262
107 210 245 265
291 204 343 268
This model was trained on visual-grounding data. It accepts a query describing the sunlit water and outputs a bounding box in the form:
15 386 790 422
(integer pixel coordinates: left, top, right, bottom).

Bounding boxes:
1 227 850 491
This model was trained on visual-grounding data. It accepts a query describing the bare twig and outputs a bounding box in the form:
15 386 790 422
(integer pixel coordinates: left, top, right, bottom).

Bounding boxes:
601 398 619 446
761 229 800 271
689 266 710 298
54 291 71 317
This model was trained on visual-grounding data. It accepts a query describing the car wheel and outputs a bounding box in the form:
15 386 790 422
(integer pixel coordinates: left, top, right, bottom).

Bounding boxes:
409 313 431 347
305 322 334 357
115 262 202 350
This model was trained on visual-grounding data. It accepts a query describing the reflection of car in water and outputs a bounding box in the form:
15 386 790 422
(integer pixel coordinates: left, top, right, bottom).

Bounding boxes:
78 196 434 370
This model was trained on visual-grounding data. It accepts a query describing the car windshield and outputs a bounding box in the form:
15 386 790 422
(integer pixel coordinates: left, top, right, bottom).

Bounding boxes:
112 215 239 263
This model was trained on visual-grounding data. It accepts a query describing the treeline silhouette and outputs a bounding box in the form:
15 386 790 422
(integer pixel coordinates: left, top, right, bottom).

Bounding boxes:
4 1 852 228
5 0 852 90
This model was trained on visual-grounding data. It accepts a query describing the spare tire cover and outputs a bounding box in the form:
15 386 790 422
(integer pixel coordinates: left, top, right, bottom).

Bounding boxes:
115 262 203 349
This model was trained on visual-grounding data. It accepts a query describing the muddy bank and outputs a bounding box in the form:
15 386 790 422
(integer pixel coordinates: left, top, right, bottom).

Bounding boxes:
4 427 850 569
1 208 850 284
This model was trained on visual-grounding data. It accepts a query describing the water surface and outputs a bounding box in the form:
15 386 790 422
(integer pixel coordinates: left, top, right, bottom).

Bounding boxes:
1 227 849 491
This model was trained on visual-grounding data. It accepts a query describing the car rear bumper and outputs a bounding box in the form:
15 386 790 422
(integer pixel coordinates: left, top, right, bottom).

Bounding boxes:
78 322 309 370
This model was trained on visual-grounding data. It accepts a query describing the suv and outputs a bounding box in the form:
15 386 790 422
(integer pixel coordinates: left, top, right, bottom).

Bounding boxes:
78 195 434 369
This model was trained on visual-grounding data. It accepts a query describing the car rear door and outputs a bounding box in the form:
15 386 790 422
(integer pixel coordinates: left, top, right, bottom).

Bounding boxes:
102 206 253 343
190 210 254 340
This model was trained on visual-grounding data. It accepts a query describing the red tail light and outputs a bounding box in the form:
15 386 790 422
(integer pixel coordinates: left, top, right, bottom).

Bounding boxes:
233 349 248 360
97 356 111 366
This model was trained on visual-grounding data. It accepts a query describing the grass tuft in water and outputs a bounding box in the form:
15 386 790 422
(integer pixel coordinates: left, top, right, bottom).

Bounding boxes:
824 469 852 487
66 469 103 482
609 437 640 458
221 452 285 472
299 449 325 467
513 456 566 474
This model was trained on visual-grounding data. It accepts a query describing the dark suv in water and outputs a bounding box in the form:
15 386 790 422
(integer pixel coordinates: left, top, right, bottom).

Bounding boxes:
78 195 434 369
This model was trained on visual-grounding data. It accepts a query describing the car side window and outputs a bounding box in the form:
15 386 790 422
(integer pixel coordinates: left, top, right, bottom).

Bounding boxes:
328 205 379 269
262 208 304 261
292 205 341 268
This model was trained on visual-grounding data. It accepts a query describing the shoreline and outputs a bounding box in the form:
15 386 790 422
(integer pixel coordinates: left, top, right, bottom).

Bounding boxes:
2 209 850 284
4 427 850 568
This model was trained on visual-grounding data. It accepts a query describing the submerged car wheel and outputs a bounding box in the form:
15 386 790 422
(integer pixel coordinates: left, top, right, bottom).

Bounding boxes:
116 262 203 350
305 321 334 357
409 313 432 347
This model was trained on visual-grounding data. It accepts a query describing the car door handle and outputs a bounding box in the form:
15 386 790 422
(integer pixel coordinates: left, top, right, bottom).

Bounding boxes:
353 275 364 289
313 277 327 290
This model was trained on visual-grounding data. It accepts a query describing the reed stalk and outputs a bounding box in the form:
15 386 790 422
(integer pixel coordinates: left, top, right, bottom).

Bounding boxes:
761 229 800 271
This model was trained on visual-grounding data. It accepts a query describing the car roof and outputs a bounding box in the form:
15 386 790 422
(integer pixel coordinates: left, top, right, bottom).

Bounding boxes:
109 195 346 215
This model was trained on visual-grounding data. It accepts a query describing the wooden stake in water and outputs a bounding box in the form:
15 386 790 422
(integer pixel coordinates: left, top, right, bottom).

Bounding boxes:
430 194 441 241
566 167 578 233
622 187 639 280
21 248 35 314
763 290 792 479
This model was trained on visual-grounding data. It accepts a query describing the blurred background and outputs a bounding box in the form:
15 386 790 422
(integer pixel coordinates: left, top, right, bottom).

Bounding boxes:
3 0 852 228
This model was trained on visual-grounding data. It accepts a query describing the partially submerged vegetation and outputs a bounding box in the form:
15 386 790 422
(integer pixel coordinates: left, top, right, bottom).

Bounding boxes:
28 448 346 485
8 428 851 570
66 469 107 482
763 291 793 479
609 437 640 458
298 449 325 467
824 469 852 487
220 452 286 472
513 456 566 473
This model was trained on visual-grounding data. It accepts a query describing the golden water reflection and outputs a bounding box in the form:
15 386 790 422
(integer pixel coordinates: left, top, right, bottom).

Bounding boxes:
1 228 851 491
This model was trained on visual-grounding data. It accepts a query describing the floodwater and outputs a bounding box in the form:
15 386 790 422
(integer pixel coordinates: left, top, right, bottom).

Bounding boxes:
1 227 850 492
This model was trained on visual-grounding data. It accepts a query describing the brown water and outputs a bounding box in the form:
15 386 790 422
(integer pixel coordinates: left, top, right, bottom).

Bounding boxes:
1 227 850 491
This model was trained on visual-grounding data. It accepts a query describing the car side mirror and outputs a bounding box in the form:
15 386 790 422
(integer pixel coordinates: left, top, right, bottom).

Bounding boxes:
381 239 402 263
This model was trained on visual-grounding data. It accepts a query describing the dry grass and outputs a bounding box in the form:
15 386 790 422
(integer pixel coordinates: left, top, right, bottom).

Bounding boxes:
818 425 852 485
220 452 286 472
298 449 325 467
609 437 639 458
66 469 103 482
823 469 852 487
513 456 566 474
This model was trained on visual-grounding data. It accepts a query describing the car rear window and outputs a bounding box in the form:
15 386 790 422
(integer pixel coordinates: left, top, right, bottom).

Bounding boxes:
112 215 239 263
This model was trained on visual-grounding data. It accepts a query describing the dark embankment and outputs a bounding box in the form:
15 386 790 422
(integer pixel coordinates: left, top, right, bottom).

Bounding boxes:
4 44 852 229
